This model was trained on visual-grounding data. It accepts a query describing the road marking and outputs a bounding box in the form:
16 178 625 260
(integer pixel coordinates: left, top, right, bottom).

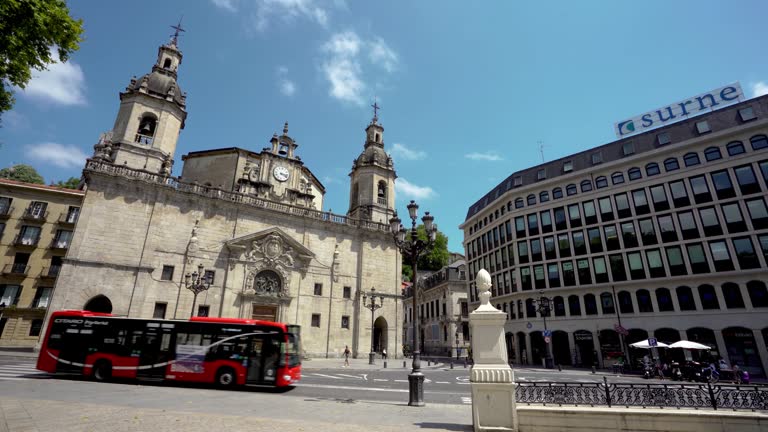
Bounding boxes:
362 374 368 381
456 376 470 382
373 379 388 382
461 397 472 404
309 373 343 379
436 381 449 384
336 374 363 380
394 379 408 383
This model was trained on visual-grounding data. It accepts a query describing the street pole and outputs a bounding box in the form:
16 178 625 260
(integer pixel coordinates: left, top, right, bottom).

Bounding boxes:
184 264 211 318
537 296 554 369
362 287 384 365
611 285 631 370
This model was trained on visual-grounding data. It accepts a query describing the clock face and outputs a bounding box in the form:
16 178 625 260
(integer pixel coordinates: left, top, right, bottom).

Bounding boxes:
273 166 290 182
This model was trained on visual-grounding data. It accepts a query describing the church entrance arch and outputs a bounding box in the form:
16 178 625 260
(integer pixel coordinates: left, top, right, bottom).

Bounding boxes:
374 316 388 354
250 270 282 322
84 295 112 313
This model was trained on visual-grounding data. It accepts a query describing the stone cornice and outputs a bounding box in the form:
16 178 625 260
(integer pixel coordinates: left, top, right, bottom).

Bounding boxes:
63 257 154 272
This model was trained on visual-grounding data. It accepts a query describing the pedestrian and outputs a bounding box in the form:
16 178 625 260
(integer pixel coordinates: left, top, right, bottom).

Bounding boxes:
343 345 350 367
733 362 742 384
382 348 387 360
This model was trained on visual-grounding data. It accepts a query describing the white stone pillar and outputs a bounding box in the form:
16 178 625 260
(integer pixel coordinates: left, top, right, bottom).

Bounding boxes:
470 269 517 432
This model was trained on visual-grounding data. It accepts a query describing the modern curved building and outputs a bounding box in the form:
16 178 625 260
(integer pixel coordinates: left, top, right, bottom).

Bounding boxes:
461 91 768 378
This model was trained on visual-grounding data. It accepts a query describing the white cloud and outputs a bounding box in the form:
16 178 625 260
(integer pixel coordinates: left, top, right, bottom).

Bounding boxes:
21 52 86 106
390 143 426 161
25 143 88 169
277 66 297 96
251 0 329 31
751 81 768 98
211 0 238 11
321 175 337 184
320 32 399 106
465 152 503 161
395 178 436 200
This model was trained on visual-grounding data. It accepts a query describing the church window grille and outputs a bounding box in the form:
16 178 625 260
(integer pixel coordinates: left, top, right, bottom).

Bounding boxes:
161 265 175 281
197 305 210 317
204 270 215 284
343 286 352 299
341 316 350 329
314 283 323 296
311 314 321 327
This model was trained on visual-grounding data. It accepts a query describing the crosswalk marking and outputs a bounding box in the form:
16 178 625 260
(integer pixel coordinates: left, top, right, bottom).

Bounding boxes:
461 397 472 404
0 361 50 381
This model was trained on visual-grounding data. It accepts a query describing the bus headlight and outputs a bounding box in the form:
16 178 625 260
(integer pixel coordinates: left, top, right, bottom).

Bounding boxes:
283 375 292 382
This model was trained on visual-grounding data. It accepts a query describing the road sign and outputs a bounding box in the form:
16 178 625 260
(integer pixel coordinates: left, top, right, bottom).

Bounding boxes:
543 330 552 337
648 337 658 347
526 322 533 329
544 336 551 344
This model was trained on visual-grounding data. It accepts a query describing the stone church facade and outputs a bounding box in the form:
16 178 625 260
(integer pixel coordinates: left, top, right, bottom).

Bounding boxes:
44 35 403 358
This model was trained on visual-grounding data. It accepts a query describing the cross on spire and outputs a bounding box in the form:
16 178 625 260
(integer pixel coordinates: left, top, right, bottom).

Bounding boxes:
371 98 381 123
170 16 186 46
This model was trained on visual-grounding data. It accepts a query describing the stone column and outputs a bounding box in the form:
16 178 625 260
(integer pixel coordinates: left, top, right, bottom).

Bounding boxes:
713 330 728 364
751 328 768 377
470 269 517 432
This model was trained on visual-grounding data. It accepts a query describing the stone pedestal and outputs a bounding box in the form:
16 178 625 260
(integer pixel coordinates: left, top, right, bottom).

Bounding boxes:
470 269 517 432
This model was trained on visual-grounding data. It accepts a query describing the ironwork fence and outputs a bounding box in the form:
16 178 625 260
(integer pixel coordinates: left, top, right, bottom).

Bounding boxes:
515 377 768 411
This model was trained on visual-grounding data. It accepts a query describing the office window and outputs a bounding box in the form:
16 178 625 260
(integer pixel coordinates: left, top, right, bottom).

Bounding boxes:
727 141 746 156
689 176 711 204
656 288 674 312
537 169 546 181
311 314 321 327
615 193 631 218
677 286 696 311
563 161 573 172
554 207 567 230
314 283 323 295
683 152 700 167
557 233 571 258
711 170 736 199
515 216 526 237
657 133 671 146
623 142 635 155
604 225 620 251
628 167 642 180
664 158 680 172
517 241 529 264
515 198 524 209
609 254 627 281
611 172 625 185
657 215 677 242
646 249 665 278
645 163 660 176
747 281 768 308
161 265 175 281
592 152 603 165
696 120 711 134
595 176 608 188
572 231 587 255
637 289 653 312
527 213 539 235
686 243 709 274
620 222 638 248
153 302 167 319
734 165 761 195
638 218 657 246
751 134 768 150
600 292 615 314
704 147 722 161
580 180 593 192
540 191 550 203
566 184 577 196
618 291 633 314
593 257 608 283
650 185 669 211
666 246 686 276
584 294 598 315
583 200 598 224
553 187 563 199
632 189 649 215
527 194 536 206
544 236 556 260
540 210 553 233
722 203 747 233
678 211 699 240
709 241 734 272
562 261 575 286
520 267 532 290
576 259 591 284
568 204 582 227
698 285 720 310
533 265 546 289
547 264 560 288
530 239 542 262
746 198 768 229
597 198 613 222
587 228 602 253
341 316 350 329
733 237 760 269
568 295 582 316
343 286 352 299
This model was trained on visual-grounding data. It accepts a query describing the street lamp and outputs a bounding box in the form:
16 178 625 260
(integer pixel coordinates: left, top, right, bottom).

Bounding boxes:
535 296 554 369
389 200 438 407
184 263 211 318
362 287 384 365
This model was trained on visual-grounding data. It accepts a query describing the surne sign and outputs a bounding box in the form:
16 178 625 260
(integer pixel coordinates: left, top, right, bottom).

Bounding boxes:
614 83 744 138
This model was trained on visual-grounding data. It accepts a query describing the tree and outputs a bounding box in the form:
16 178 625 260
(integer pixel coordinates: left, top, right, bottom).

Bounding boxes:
0 164 44 184
53 176 80 189
0 0 84 121
401 224 450 280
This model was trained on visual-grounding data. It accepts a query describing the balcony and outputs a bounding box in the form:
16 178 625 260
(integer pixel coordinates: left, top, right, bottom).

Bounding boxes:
2 263 30 276
58 212 79 226
21 208 48 223
49 239 70 250
40 266 62 279
134 133 154 145
0 206 12 219
13 234 40 247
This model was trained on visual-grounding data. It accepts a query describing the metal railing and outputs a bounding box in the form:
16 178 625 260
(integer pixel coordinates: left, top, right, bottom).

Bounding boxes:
21 208 47 222
134 133 154 145
40 266 61 278
0 206 12 218
515 378 768 411
84 159 391 234
13 234 40 247
50 239 70 250
58 212 79 224
2 263 30 275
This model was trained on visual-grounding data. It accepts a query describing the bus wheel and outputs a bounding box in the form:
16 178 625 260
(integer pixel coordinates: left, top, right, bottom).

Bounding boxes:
92 360 112 382
216 367 237 388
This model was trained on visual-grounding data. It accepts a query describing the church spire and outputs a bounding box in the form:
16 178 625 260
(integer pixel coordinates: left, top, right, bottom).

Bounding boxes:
169 16 185 48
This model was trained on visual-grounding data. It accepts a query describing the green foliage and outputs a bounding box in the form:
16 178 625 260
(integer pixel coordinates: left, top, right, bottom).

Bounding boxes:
52 176 80 189
0 0 84 120
0 164 44 184
401 225 450 278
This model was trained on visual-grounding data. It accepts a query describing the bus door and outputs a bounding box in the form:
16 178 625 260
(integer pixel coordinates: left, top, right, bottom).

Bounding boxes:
136 322 174 379
246 335 281 384
57 323 90 373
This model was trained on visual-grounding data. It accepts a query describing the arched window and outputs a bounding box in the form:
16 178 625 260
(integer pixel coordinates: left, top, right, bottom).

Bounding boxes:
584 294 598 315
553 296 565 316
566 184 577 196
683 152 700 167
664 158 679 171
676 286 696 311
750 134 768 150
509 301 516 319
135 114 157 145
628 167 642 180
595 176 608 188
727 141 746 156
600 292 615 314
618 290 633 313
539 191 550 203
611 172 625 185
568 295 581 316
698 284 720 310
515 198 524 208
377 181 388 203
722 282 745 309
645 163 660 176
525 298 536 318
747 280 768 307
163 58 172 68
84 295 113 313
580 180 593 192
704 146 722 161
527 194 536 206
655 288 673 312
552 187 563 199
636 289 653 312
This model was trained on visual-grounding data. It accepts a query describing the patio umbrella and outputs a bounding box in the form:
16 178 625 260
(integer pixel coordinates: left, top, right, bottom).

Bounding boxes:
629 339 670 349
668 340 711 350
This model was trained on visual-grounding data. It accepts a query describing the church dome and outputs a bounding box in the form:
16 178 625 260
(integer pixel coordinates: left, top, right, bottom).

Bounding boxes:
356 144 389 166
132 70 185 106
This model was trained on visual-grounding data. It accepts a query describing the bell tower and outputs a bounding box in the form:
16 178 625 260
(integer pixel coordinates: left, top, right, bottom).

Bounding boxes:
97 23 188 175
348 101 397 224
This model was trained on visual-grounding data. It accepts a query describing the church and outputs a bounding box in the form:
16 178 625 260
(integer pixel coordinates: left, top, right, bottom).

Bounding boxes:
45 32 404 358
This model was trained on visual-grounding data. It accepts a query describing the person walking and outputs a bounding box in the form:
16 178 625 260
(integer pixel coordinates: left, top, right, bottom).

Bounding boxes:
382 348 387 360
733 362 742 384
343 345 351 367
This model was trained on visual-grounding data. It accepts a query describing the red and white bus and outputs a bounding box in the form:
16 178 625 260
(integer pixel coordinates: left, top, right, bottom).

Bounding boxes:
37 310 301 388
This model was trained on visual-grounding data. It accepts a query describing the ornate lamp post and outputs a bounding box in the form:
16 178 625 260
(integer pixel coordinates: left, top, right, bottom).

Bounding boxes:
535 296 554 369
389 200 438 407
362 287 385 365
184 264 211 318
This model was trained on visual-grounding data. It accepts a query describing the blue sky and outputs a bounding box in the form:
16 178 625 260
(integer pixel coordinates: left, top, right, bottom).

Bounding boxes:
1 1 767 252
